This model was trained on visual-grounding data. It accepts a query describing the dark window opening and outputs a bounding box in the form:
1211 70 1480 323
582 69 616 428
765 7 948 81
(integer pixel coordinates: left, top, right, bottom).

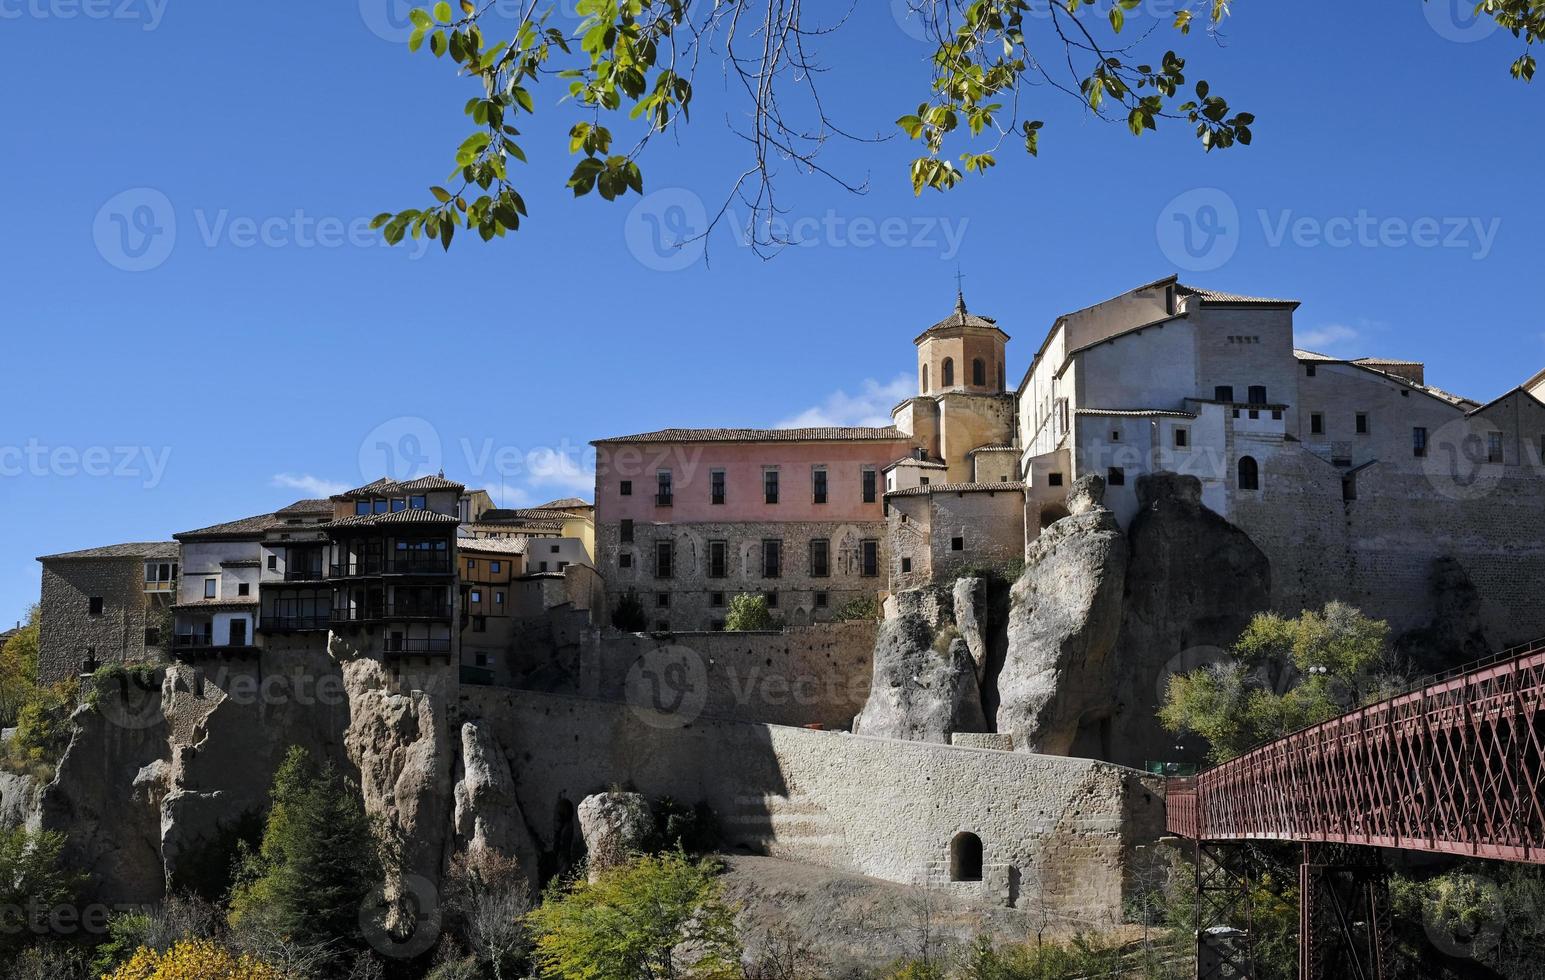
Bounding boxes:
711 592 725 608
1238 455 1260 491
860 540 879 578
711 469 725 505
815 591 828 609
620 553 633 569
1356 413 1369 435
812 468 828 504
620 519 634 543
1174 428 1189 448
949 832 983 882
862 469 877 504
1488 431 1504 464
1413 427 1429 458
951 536 965 552
810 539 830 578
901 557 913 574
656 471 673 507
655 541 673 578
620 480 632 496
709 541 728 579
656 592 670 608
1311 413 1324 435
1048 472 1064 487
1247 385 1267 405
764 470 780 505
88 596 104 616
762 540 782 579
1214 385 1234 403
972 358 985 386
1107 467 1125 487
942 358 955 387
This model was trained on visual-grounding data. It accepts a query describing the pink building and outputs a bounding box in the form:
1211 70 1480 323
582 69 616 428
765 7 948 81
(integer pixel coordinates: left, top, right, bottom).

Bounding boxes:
592 428 915 630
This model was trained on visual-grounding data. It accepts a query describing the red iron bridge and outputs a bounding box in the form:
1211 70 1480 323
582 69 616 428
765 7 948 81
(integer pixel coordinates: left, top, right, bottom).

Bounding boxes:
1164 639 1545 979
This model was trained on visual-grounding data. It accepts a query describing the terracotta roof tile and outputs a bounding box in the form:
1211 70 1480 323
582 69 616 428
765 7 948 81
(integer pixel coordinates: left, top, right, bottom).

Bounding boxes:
1178 283 1299 305
322 508 461 529
886 481 1026 498
594 427 907 445
459 535 530 556
38 542 179 562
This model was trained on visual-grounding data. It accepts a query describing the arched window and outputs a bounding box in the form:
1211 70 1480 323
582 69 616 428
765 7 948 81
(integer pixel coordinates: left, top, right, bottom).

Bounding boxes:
1238 456 1260 491
922 364 929 392
942 358 955 387
949 832 983 882
972 358 985 386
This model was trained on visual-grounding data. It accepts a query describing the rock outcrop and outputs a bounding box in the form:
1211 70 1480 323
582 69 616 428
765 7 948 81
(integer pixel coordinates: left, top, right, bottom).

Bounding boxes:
577 792 656 880
996 476 1127 755
854 612 987 743
1395 556 1492 675
453 720 540 894
1105 472 1271 767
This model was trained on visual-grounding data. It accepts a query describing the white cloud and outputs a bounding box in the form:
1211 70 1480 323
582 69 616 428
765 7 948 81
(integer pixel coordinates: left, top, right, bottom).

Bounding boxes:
775 375 914 429
271 473 349 497
1295 323 1361 354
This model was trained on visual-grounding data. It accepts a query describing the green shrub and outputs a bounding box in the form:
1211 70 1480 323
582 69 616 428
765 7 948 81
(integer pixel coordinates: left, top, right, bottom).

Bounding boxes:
611 592 649 632
724 593 777 632
833 595 879 622
2 679 80 781
527 851 741 979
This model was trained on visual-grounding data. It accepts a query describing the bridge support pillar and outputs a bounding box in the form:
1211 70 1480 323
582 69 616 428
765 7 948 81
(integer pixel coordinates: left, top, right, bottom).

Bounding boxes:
1297 844 1394 980
1193 841 1260 979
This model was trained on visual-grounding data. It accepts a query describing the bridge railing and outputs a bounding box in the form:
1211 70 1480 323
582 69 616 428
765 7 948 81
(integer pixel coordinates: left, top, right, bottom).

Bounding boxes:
1168 642 1545 863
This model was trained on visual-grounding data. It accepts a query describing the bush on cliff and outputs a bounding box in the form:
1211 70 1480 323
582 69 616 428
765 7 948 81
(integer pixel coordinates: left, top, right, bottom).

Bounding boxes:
0 605 40 728
0 827 85 958
228 746 382 959
526 851 741 979
1160 602 1398 763
102 938 286 980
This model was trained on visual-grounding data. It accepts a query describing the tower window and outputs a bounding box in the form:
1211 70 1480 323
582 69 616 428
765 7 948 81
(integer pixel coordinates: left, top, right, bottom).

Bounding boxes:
1413 427 1428 458
922 364 929 391
1238 456 1260 491
1247 385 1267 405
1107 467 1125 487
942 358 954 387
972 358 985 386
1311 413 1324 435
1355 413 1369 435
1215 385 1234 403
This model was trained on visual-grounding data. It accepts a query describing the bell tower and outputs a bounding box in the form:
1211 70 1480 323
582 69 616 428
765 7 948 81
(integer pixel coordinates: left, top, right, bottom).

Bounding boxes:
896 289 1015 482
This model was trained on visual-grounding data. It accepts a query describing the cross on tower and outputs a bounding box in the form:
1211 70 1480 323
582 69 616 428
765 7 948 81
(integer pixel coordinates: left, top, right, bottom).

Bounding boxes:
953 267 968 315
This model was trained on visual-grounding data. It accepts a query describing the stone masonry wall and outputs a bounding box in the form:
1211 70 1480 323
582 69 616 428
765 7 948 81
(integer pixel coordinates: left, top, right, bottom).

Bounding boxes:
601 519 888 630
38 559 160 684
1234 446 1545 643
457 687 1166 926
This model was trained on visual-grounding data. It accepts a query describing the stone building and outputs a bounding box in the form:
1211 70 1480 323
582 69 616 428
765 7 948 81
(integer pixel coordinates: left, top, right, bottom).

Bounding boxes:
36 542 178 683
1014 275 1545 640
591 427 914 630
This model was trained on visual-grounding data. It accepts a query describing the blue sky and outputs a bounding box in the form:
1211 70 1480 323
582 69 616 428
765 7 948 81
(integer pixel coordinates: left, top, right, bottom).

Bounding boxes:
2 0 1541 623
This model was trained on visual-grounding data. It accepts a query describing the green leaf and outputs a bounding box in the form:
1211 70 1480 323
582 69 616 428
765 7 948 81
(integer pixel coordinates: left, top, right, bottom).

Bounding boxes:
433 1 452 23
430 186 453 203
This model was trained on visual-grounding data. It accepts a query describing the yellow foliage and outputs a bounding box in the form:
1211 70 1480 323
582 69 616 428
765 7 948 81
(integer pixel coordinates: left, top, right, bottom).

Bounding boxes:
102 939 286 980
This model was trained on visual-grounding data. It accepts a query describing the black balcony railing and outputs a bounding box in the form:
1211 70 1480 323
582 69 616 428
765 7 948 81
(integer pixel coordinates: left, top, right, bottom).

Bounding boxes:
385 557 452 574
655 492 673 507
383 637 453 656
331 605 451 624
284 568 326 582
173 634 256 650
330 560 384 577
264 615 331 631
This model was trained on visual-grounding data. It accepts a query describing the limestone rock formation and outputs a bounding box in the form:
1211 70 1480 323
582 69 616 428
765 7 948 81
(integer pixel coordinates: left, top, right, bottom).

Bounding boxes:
854 613 987 743
953 576 989 680
343 661 453 893
577 792 656 880
453 720 540 894
996 475 1127 756
1106 472 1271 767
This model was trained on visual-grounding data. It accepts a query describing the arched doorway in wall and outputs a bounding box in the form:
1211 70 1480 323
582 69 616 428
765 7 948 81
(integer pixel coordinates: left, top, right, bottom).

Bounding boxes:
1039 503 1071 529
949 831 983 882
